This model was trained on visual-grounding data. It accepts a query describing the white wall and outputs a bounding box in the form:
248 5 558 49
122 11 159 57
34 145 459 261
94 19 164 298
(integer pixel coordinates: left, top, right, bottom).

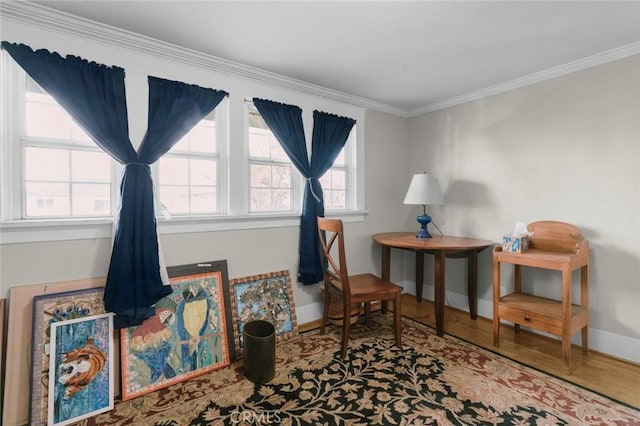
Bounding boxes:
407 55 640 362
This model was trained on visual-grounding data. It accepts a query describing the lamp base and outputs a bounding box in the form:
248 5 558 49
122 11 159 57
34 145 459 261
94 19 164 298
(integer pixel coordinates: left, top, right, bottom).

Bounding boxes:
416 214 433 238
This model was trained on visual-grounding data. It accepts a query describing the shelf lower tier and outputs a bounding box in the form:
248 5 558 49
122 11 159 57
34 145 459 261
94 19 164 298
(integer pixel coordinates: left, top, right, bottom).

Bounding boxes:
497 293 588 337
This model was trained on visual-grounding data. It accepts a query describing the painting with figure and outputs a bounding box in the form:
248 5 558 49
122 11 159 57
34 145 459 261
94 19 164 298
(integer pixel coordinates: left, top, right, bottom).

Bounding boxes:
120 261 233 400
47 313 114 426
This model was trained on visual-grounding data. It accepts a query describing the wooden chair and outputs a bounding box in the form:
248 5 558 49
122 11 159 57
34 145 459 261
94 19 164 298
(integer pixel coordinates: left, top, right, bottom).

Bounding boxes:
317 217 403 358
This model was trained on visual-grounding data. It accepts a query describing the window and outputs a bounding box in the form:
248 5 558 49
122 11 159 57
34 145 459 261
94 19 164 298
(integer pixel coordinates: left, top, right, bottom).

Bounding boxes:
157 110 219 215
247 105 293 213
22 76 113 218
1 51 363 244
320 145 348 210
246 102 357 214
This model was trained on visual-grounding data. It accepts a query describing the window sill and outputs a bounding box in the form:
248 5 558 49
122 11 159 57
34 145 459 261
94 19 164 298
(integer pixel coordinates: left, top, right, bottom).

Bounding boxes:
0 210 368 244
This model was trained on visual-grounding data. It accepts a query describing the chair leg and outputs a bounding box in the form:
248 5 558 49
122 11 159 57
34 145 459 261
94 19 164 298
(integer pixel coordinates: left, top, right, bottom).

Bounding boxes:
393 293 402 349
340 300 351 359
320 288 330 335
364 302 371 326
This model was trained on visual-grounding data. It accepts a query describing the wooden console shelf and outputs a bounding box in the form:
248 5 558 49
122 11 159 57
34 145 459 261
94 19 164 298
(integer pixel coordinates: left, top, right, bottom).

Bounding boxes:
493 221 589 371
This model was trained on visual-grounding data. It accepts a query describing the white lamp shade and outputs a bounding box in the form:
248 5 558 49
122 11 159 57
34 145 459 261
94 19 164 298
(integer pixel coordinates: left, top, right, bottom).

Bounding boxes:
403 173 444 205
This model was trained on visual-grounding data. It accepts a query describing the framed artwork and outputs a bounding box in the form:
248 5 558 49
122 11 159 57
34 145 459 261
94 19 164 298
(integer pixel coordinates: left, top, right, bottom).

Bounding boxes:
120 260 234 401
48 313 114 426
30 287 105 426
229 270 298 357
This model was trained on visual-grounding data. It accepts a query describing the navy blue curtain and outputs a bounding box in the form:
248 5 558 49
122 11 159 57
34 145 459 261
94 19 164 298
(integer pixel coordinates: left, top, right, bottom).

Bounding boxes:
253 98 355 284
2 42 227 327
302 111 356 283
107 77 227 328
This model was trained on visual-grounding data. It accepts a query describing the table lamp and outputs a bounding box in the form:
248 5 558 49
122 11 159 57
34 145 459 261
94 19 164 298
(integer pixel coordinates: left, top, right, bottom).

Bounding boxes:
403 172 443 238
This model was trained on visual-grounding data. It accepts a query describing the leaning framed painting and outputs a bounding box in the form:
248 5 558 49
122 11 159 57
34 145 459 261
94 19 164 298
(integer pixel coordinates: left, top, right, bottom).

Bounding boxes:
120 260 234 401
229 269 298 357
30 287 105 426
48 313 114 426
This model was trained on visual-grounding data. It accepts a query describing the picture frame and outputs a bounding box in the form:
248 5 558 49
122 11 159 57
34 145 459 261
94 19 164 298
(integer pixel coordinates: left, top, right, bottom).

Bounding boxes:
30 287 106 426
120 260 234 401
3 278 105 426
229 270 298 357
47 313 114 426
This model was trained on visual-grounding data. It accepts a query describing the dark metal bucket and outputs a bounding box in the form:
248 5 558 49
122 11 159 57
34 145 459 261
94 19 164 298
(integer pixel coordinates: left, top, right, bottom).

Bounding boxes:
243 320 276 383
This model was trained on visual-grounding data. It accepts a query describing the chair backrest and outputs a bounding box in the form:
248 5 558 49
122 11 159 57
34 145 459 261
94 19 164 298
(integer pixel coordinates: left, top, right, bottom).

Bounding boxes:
317 217 351 297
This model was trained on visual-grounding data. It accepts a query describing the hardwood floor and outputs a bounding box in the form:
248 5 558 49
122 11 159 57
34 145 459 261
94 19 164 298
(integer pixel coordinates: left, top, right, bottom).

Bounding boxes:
303 294 640 408
401 293 640 408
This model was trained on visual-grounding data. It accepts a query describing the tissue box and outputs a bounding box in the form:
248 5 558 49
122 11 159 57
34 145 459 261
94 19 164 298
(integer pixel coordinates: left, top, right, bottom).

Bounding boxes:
502 234 529 253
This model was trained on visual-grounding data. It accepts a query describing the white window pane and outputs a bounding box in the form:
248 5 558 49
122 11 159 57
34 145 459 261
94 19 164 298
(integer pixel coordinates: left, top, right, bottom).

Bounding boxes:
319 173 331 188
270 138 288 161
25 147 69 181
333 148 346 166
272 165 291 188
332 190 346 209
249 130 271 158
332 170 346 190
26 102 70 139
248 109 268 130
25 182 70 216
190 187 216 213
72 183 110 215
159 186 189 214
172 136 190 153
70 121 93 143
190 159 216 186
159 157 189 185
72 151 111 182
26 77 46 95
250 164 271 187
250 188 272 212
189 122 216 153
272 189 291 211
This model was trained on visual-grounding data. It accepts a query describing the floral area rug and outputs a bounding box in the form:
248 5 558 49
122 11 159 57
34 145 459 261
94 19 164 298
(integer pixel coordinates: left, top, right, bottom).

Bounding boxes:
80 316 640 425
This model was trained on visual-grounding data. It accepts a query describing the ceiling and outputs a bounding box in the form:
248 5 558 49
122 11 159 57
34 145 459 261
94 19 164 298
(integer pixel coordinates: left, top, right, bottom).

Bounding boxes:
26 1 640 114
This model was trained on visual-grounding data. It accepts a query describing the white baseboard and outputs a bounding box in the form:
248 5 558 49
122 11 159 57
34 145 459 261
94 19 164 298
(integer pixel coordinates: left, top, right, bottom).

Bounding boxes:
295 302 324 326
295 281 640 365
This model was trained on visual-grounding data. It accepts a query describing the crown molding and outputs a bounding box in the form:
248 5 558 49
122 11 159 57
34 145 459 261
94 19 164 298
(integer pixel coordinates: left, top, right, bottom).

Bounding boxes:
2 2 637 120
409 41 640 117
0 1 411 117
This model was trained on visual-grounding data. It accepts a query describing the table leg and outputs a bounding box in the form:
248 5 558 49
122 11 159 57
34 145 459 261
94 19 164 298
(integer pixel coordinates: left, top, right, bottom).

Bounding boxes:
434 251 446 337
380 245 391 314
467 250 478 320
381 245 390 281
415 251 424 302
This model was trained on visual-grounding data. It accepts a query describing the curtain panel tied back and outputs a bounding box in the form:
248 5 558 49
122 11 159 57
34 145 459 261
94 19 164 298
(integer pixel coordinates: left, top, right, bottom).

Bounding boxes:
253 98 355 284
2 42 228 328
